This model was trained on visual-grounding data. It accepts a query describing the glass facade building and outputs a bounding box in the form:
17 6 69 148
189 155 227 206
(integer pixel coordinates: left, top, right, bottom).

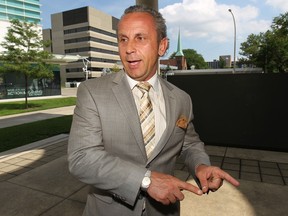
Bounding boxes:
0 0 41 23
0 0 41 52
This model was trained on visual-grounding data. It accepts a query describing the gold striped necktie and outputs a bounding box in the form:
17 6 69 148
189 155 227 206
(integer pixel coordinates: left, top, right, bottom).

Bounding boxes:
136 82 155 158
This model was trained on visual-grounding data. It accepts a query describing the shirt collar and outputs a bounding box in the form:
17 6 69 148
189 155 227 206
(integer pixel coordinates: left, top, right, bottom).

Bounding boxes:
126 72 159 92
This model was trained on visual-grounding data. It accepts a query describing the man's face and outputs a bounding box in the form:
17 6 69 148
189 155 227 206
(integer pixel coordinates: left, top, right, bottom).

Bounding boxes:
117 12 168 81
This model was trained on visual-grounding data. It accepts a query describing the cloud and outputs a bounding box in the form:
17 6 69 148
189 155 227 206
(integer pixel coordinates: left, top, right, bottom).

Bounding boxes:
160 0 271 44
265 0 288 12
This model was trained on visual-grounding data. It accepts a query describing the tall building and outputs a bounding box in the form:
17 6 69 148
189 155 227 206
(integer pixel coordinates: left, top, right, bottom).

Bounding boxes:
0 0 41 22
0 0 41 52
43 6 121 84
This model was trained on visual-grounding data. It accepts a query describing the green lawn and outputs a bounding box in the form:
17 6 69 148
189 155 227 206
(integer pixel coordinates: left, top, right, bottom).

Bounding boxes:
0 115 73 153
0 97 76 116
0 97 77 152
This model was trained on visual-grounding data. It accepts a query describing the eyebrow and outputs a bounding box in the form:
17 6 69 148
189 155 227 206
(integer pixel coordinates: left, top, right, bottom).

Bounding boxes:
118 32 148 39
136 32 148 36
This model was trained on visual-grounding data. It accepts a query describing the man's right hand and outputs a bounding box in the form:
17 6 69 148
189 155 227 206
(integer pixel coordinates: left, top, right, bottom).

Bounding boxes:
147 171 203 205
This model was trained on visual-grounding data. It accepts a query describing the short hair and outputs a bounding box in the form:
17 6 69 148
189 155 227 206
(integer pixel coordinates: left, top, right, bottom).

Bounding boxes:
120 5 167 43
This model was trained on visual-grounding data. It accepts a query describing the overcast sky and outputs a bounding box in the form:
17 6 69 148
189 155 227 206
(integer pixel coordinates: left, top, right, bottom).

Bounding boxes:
40 0 287 61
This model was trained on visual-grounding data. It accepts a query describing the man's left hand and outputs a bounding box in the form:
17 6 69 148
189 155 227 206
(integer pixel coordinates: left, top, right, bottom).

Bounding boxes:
196 165 240 193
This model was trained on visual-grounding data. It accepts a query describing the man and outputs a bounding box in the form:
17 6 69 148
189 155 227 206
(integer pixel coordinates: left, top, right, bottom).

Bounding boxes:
68 5 239 216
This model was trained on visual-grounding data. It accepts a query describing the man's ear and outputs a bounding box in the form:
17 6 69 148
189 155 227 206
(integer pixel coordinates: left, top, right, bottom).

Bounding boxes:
158 37 169 57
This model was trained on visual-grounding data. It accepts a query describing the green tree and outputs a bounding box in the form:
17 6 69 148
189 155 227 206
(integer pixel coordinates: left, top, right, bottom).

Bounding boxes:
0 19 53 108
239 33 264 65
170 49 208 69
239 12 288 73
219 56 227 68
110 63 121 73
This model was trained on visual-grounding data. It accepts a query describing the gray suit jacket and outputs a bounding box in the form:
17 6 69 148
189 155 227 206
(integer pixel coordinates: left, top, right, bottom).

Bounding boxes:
68 71 210 216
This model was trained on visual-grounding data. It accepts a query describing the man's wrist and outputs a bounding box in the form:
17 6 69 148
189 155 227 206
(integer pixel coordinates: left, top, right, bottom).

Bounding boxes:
195 164 208 173
141 170 151 191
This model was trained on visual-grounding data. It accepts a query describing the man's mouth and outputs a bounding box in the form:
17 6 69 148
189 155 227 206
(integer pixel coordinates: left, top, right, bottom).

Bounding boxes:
127 60 141 67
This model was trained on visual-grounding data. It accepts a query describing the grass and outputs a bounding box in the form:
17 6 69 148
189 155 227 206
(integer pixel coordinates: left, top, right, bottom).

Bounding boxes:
0 97 76 116
0 97 77 152
0 115 73 153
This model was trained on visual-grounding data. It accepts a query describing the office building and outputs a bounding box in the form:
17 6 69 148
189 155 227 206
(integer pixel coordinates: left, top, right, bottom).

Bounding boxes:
0 0 41 52
207 55 232 69
219 55 232 68
43 6 121 84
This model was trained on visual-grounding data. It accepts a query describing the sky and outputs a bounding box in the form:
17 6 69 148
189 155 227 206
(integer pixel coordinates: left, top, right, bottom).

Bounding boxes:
40 0 288 61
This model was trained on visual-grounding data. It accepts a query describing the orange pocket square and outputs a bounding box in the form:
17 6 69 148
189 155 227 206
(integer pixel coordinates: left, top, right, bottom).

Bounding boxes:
176 115 188 129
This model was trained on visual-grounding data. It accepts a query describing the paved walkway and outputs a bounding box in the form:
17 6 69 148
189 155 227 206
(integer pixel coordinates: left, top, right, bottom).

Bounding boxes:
0 106 75 129
0 88 288 216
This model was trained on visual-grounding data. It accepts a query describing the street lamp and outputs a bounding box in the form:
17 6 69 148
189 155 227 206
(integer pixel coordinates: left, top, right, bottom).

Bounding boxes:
136 0 158 10
228 9 236 73
82 57 90 80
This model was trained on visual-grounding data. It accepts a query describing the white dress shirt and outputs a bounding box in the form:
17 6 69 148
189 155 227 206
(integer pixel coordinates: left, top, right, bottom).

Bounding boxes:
126 73 166 146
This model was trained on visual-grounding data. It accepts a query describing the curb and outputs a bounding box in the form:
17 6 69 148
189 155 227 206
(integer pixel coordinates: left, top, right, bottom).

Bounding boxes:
0 134 69 162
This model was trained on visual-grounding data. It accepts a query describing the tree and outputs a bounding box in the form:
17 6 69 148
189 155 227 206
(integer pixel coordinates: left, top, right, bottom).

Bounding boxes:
0 19 53 108
110 63 121 73
239 12 288 73
170 49 208 69
239 33 263 65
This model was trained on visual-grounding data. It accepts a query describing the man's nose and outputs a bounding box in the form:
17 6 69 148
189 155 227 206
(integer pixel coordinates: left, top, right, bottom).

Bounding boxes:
126 40 136 54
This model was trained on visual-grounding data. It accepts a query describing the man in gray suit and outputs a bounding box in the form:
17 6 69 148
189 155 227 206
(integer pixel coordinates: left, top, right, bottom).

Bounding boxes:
68 5 239 216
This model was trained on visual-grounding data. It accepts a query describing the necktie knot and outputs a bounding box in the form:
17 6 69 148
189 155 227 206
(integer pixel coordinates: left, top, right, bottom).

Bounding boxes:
136 82 151 93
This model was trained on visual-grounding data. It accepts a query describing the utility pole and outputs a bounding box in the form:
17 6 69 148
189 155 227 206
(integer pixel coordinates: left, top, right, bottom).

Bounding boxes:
228 9 236 73
136 0 158 10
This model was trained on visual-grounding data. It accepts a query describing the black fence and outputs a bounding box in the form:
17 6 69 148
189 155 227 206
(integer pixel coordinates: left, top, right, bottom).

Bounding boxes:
168 73 288 152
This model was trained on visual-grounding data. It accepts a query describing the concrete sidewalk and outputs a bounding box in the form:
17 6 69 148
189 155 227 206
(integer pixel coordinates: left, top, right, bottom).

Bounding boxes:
0 106 75 129
0 135 287 216
0 89 288 215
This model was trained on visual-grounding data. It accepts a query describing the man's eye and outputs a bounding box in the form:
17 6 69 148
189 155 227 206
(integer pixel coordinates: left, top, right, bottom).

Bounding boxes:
119 38 128 43
137 36 145 41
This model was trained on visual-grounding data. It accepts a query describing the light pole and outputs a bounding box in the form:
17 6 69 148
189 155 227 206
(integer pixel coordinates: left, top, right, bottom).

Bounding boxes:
228 9 236 73
82 57 90 80
136 0 158 10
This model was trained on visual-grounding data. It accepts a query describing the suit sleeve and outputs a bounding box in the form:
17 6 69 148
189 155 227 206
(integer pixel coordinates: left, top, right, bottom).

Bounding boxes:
67 82 146 206
179 94 211 175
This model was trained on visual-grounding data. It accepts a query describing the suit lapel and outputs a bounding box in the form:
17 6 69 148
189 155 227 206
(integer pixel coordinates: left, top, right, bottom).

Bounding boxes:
111 72 147 159
111 72 178 163
147 77 177 163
